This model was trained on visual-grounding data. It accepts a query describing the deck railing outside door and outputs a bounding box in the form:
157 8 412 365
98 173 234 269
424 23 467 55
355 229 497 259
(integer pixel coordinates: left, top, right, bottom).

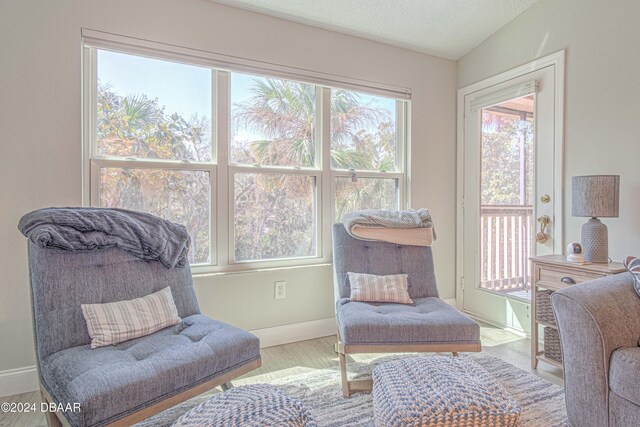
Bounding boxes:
479 205 533 292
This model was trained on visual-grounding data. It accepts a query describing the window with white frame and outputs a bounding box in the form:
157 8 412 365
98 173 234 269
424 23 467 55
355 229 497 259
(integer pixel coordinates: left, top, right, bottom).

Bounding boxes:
84 37 409 272
230 72 319 262
330 90 403 221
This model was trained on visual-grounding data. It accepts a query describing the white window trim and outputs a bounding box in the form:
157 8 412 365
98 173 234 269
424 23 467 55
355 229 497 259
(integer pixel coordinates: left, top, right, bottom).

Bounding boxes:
82 31 410 274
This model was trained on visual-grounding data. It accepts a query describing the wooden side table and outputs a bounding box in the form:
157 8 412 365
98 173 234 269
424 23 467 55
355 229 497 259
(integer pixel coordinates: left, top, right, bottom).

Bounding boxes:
530 254 626 370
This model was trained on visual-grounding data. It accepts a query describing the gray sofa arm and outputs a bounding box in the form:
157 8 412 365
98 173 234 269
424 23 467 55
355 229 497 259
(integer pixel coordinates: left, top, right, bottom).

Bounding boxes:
551 273 640 427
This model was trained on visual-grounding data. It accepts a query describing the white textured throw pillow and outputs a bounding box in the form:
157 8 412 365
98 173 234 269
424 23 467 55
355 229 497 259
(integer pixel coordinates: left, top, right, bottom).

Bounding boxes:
348 272 413 304
81 286 181 349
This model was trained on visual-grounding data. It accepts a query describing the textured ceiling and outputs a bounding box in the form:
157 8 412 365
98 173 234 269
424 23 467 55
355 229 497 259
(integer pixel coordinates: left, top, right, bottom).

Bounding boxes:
210 0 538 60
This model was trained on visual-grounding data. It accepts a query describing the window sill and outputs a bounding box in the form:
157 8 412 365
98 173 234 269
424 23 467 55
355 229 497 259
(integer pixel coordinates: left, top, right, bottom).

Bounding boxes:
192 262 333 278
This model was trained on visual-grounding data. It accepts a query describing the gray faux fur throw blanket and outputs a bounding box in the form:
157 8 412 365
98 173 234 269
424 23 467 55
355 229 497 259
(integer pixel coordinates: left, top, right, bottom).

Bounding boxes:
18 207 190 268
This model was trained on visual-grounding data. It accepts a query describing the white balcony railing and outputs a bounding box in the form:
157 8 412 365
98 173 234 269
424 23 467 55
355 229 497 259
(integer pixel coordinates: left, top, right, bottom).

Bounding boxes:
479 205 533 292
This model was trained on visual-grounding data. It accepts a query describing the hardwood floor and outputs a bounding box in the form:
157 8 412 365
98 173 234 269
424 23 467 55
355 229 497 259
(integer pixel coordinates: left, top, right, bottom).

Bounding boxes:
477 321 563 386
0 322 562 427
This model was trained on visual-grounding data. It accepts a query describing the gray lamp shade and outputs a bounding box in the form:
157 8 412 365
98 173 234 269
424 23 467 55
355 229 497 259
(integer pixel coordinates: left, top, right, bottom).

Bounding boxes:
571 175 620 218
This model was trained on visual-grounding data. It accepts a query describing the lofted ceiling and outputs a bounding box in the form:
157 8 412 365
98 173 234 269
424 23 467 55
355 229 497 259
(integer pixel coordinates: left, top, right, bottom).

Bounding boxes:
210 0 538 60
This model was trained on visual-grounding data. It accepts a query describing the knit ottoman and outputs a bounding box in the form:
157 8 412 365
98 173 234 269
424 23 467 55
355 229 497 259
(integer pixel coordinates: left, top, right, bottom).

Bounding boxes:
372 356 521 427
172 384 317 427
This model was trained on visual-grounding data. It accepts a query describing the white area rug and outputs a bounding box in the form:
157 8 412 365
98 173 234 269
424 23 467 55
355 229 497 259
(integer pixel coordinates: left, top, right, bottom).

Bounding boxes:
136 353 567 426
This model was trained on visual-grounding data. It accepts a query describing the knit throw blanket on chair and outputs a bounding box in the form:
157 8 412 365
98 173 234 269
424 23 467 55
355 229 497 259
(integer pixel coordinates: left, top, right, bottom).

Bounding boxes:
342 208 436 241
18 207 191 268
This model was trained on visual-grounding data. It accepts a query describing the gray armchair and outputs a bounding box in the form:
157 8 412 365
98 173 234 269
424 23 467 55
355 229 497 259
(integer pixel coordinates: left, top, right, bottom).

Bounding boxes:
551 274 640 427
21 209 261 427
332 224 481 397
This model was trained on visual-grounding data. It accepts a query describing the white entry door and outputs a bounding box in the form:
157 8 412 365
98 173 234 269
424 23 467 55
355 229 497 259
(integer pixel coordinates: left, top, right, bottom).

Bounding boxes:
458 55 564 333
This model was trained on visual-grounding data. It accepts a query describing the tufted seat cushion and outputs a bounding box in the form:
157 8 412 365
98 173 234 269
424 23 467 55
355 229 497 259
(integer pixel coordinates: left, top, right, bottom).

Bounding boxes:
336 297 480 345
42 314 261 427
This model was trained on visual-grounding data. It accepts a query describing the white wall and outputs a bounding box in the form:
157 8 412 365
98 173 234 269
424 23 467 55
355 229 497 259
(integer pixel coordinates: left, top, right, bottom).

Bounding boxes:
458 0 640 260
0 0 457 378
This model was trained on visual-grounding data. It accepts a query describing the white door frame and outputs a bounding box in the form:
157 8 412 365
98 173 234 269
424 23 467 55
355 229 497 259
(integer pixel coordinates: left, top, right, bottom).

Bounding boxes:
455 50 565 310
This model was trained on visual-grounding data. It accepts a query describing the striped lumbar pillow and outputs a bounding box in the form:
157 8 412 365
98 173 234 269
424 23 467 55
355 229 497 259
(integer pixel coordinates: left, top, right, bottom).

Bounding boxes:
624 256 640 298
348 272 413 304
81 286 181 349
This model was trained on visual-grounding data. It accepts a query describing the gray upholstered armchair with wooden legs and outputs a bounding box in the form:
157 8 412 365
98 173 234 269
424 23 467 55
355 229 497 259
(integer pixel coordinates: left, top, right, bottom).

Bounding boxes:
19 208 261 427
332 224 481 397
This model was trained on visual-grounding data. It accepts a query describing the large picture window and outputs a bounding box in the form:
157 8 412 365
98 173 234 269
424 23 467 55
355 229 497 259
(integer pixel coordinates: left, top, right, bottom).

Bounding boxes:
84 38 408 272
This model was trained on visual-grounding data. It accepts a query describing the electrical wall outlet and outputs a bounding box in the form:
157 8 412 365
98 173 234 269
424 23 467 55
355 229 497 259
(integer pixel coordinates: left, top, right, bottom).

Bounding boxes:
274 281 286 299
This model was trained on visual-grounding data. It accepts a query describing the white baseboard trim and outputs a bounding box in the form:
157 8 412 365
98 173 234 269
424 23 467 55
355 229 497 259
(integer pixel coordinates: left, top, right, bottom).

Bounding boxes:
250 317 336 349
0 366 38 398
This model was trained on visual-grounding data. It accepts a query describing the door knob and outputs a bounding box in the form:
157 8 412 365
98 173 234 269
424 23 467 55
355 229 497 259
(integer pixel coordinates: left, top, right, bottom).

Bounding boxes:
536 215 551 243
538 215 550 224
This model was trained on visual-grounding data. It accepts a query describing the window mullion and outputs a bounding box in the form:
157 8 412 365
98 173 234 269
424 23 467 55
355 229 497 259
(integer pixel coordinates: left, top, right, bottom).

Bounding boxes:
332 171 403 180
83 47 97 207
208 69 218 267
315 85 323 263
321 88 334 245
399 100 409 209
90 160 100 207
90 158 215 172
396 100 405 174
217 71 230 267
230 165 321 177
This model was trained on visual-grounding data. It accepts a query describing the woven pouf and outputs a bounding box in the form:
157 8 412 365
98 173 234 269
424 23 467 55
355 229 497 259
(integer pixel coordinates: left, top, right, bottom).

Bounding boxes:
172 384 317 427
372 356 521 427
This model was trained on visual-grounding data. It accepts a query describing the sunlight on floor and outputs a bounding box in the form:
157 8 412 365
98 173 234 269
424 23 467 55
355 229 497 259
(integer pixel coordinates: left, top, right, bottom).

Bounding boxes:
238 366 320 384
480 323 526 347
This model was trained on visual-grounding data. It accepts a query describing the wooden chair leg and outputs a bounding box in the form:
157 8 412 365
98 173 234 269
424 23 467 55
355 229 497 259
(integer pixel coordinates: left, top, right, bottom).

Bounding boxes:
452 352 459 357
338 350 350 398
41 391 63 427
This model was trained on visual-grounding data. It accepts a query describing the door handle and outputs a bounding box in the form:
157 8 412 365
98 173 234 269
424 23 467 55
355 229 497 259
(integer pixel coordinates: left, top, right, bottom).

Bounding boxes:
536 215 550 243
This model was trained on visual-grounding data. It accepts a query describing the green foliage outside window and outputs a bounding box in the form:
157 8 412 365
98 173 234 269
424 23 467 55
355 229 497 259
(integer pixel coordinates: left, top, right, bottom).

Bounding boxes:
97 75 399 264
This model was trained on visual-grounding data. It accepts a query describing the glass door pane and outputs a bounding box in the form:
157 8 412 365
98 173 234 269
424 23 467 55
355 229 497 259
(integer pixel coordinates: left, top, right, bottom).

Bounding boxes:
479 95 534 300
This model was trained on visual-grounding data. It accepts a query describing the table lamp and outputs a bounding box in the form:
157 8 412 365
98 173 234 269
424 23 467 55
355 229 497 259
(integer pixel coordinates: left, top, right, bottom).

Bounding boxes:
571 175 620 263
